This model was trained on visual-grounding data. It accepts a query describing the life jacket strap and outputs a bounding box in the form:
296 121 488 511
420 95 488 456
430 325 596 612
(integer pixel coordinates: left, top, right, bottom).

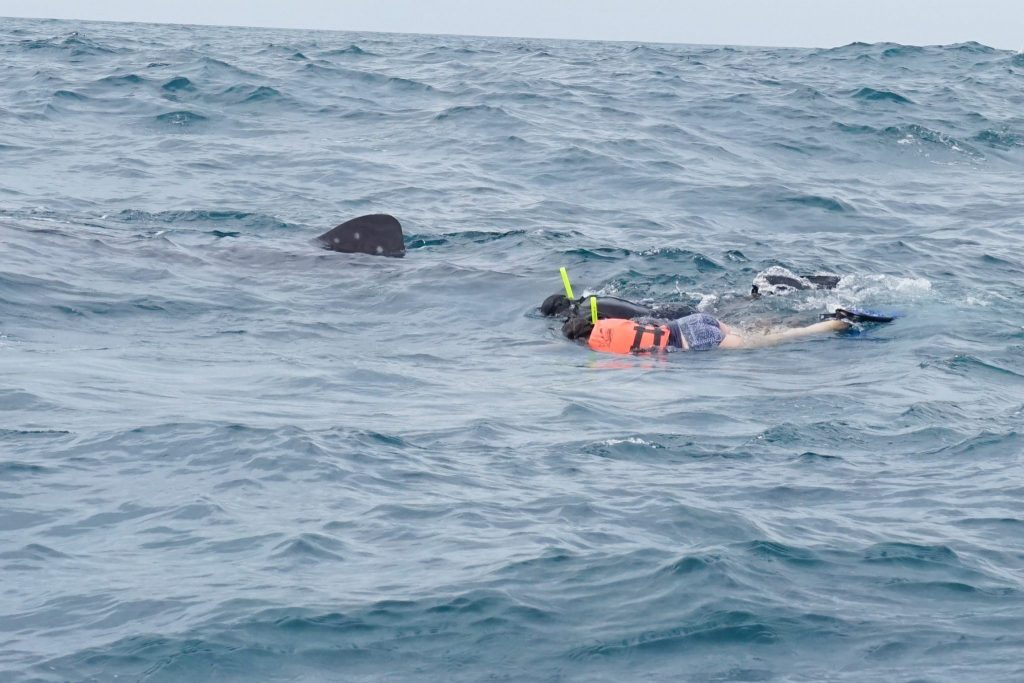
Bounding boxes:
630 323 665 352
630 324 646 352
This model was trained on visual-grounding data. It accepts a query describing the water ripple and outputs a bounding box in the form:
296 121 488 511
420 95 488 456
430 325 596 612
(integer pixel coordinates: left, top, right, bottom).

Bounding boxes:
1 16 1023 683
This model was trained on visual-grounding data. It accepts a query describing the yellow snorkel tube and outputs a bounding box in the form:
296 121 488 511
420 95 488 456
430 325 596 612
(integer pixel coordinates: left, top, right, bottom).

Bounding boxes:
559 266 575 301
560 267 598 325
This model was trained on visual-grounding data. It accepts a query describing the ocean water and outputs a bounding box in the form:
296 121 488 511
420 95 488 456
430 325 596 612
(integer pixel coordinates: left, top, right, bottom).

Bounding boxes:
2 15 1024 682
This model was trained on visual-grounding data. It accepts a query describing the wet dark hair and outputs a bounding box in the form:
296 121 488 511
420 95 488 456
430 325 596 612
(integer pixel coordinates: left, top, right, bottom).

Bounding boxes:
561 315 594 340
540 293 574 317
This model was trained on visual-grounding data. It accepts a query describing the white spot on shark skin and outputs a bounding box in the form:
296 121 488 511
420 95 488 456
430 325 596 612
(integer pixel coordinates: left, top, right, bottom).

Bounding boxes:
354 231 360 240
376 245 383 254
333 237 339 244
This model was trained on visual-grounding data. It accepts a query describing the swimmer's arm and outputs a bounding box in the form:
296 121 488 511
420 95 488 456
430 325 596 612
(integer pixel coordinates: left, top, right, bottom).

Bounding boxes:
719 320 850 349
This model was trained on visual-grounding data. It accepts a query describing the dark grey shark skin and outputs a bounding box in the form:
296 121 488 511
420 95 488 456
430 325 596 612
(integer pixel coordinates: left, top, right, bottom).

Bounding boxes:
317 214 405 257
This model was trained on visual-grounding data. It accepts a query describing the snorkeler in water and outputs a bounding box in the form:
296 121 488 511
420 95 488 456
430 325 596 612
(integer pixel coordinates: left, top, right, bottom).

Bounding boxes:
539 268 843 323
561 307 893 354
545 267 877 353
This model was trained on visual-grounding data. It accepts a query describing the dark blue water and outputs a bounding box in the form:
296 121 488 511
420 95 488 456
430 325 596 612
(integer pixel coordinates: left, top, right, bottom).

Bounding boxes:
2 16 1024 682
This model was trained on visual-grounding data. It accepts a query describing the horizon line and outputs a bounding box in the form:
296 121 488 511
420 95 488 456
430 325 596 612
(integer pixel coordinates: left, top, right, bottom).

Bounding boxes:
1 13 1015 53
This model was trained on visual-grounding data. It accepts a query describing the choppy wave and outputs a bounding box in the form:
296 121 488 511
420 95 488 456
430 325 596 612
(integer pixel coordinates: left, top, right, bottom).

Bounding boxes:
2 16 1024 683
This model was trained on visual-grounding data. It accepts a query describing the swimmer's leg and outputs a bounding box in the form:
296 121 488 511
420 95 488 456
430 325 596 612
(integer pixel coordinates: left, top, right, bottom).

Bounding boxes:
718 333 746 349
723 320 850 349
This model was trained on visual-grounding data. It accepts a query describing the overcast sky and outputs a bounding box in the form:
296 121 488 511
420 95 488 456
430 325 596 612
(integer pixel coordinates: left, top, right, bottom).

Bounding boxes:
2 0 1022 50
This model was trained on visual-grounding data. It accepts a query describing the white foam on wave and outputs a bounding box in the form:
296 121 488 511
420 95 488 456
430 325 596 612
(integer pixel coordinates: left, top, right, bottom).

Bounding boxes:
838 273 932 298
789 273 933 312
600 437 660 447
671 281 718 311
694 292 719 311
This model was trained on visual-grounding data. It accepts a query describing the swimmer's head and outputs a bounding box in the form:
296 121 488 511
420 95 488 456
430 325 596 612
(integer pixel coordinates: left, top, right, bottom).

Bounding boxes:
541 293 574 317
562 315 594 340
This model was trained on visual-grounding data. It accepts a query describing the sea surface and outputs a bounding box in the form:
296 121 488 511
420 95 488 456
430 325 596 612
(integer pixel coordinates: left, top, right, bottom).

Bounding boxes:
2 16 1023 682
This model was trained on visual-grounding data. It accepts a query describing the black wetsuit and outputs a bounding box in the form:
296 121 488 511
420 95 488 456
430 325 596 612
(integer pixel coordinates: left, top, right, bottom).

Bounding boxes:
540 294 696 321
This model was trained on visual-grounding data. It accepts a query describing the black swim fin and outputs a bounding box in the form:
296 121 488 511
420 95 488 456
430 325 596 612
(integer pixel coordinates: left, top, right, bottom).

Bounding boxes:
820 307 898 323
317 214 405 257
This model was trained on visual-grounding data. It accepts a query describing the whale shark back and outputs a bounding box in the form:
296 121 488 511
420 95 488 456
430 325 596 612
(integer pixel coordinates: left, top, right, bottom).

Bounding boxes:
317 214 405 257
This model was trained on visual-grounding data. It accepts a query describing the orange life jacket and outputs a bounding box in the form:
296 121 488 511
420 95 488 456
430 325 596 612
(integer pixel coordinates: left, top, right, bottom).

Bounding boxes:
588 319 673 354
